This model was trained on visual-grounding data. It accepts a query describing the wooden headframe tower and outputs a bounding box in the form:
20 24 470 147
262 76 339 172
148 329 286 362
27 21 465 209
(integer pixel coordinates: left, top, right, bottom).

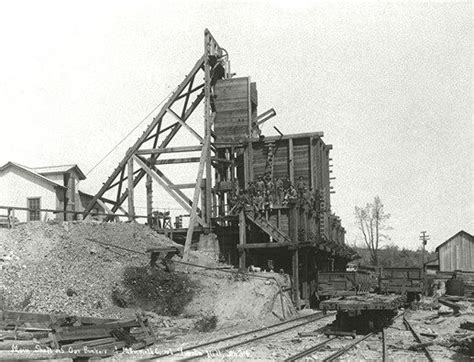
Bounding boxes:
84 29 225 258
84 29 356 308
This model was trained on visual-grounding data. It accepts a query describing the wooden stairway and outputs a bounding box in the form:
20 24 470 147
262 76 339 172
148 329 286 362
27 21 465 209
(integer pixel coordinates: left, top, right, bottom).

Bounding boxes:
245 210 292 244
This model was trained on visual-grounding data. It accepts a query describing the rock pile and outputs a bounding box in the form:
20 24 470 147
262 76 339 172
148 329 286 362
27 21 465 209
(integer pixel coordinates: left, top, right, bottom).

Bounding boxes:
1 221 179 319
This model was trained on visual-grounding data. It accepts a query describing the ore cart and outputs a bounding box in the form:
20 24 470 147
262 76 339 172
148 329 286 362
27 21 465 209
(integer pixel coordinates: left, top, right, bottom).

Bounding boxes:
379 267 424 302
315 270 376 306
320 294 404 334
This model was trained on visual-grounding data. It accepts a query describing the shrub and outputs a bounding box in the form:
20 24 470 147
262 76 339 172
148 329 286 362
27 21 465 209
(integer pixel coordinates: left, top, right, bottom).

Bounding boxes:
114 266 195 316
194 314 218 332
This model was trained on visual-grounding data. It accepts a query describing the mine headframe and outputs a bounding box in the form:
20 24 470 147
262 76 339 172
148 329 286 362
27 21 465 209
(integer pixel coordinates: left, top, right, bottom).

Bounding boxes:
83 30 265 258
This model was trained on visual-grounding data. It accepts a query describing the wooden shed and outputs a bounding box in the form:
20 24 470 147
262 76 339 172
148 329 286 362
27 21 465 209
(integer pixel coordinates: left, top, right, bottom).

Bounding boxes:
435 230 474 272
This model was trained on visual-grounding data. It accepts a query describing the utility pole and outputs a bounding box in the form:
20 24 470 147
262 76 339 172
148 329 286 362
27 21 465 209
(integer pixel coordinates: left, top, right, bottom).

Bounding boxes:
420 231 430 295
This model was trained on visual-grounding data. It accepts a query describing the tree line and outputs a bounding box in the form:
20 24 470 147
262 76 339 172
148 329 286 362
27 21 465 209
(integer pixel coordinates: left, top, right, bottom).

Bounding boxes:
353 196 435 268
352 244 436 268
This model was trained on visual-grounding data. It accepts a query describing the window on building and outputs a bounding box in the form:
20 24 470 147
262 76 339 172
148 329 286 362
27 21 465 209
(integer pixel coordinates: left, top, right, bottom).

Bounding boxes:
27 198 41 221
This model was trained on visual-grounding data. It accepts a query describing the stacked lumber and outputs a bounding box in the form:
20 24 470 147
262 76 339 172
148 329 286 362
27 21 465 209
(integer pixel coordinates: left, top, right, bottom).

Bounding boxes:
0 310 155 357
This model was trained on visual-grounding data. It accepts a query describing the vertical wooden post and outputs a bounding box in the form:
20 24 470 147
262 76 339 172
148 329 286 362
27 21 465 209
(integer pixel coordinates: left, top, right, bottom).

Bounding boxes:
325 148 331 210
127 158 135 221
215 150 222 217
304 210 309 242
292 249 300 308
309 137 314 189
289 203 298 243
201 179 206 219
303 250 309 305
248 143 254 181
315 138 321 189
239 209 247 269
243 146 249 188
247 77 254 182
146 173 153 226
288 138 294 183
7 208 11 229
203 30 213 228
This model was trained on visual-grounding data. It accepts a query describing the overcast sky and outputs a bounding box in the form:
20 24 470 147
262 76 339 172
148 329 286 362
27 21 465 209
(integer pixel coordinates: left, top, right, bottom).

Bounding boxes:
0 0 472 251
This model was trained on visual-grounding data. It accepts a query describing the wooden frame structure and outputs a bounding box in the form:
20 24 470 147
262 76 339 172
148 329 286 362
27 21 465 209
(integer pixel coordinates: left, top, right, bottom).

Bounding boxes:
83 29 226 258
83 30 357 308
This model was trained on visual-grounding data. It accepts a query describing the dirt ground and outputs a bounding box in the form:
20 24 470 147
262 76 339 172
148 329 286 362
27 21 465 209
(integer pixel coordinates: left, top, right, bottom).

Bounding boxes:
1 222 473 360
146 305 473 361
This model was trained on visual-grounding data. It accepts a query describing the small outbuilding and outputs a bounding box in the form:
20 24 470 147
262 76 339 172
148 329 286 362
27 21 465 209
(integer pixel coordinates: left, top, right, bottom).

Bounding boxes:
435 230 474 272
0 161 105 223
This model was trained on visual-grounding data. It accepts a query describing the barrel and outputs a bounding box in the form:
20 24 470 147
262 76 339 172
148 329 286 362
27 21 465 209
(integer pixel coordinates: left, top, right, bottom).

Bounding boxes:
446 278 465 296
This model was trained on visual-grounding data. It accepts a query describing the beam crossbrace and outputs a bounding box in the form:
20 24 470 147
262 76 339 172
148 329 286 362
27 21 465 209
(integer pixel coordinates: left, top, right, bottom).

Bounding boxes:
83 55 206 217
136 145 202 155
166 108 203 142
133 155 207 227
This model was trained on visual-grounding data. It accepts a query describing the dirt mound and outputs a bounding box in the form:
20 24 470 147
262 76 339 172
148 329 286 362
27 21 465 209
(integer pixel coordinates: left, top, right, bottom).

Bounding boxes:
1 221 296 325
1 221 179 318
176 257 296 323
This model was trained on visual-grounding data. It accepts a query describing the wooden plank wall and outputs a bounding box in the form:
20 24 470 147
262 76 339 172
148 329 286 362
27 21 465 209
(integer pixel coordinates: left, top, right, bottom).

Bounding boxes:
251 136 330 194
439 234 474 272
251 145 268 178
293 138 310 183
268 210 289 236
272 143 289 180
214 77 251 142
249 135 335 243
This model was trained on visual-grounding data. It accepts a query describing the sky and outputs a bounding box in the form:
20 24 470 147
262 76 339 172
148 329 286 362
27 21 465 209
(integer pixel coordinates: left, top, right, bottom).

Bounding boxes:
0 0 472 251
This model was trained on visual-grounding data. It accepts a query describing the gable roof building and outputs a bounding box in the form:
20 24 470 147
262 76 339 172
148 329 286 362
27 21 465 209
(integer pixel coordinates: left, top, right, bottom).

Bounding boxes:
435 230 474 272
0 161 103 223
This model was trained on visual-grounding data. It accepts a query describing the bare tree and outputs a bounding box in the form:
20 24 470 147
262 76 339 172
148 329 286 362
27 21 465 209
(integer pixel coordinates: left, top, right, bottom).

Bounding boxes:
354 196 391 266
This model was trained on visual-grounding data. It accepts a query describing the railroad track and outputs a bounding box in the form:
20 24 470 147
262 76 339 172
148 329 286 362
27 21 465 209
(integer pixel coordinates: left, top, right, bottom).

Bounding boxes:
284 311 436 362
151 309 435 361
285 330 378 362
403 315 434 362
152 311 334 360
284 311 405 361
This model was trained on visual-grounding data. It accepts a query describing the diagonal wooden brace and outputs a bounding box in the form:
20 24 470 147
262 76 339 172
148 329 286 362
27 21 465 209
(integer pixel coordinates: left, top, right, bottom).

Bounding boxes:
183 135 210 260
133 155 207 227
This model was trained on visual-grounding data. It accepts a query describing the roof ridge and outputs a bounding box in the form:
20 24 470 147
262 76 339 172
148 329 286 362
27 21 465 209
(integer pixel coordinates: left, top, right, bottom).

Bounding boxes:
0 162 67 189
32 164 77 169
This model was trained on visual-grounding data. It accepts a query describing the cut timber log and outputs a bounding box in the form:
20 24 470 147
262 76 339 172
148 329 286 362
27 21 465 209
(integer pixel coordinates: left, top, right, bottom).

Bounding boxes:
439 298 463 313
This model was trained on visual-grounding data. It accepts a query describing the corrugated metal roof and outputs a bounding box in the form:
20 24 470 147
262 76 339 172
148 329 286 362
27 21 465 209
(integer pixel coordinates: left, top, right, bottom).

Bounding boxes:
32 164 86 180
